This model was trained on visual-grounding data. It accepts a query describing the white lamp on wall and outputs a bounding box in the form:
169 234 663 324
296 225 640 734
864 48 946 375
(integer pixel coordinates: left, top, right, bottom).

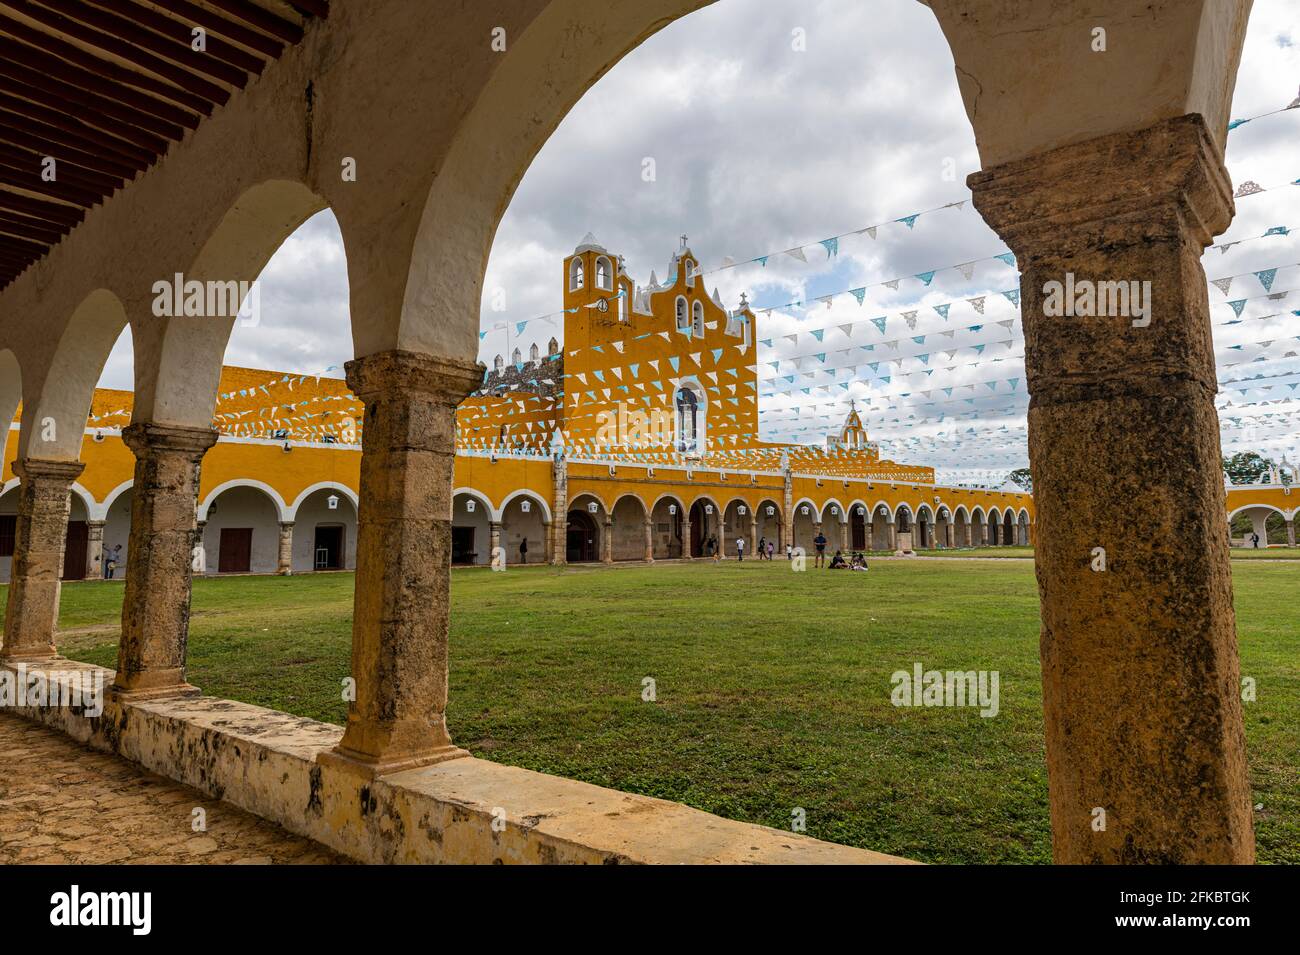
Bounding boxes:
587 501 598 513
766 505 775 516
327 494 339 511
521 500 531 513
466 499 475 512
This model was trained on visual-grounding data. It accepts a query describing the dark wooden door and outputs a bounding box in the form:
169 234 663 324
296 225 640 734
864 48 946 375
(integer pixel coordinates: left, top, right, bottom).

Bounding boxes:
850 514 866 550
565 512 597 562
62 521 88 580
218 527 252 573
451 526 476 565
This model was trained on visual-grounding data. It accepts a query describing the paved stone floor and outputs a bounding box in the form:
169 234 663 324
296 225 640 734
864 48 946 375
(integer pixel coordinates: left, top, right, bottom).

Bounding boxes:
0 713 343 864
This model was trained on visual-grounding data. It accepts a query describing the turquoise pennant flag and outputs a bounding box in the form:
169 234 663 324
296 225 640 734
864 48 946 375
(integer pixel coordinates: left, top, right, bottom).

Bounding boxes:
851 288 866 305
915 270 936 286
934 304 950 319
897 214 919 229
811 329 824 341
820 238 838 258
1002 289 1020 306
871 317 887 334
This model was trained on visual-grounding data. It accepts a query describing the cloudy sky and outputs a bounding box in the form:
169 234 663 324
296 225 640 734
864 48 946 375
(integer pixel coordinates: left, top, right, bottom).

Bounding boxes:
98 0 1300 483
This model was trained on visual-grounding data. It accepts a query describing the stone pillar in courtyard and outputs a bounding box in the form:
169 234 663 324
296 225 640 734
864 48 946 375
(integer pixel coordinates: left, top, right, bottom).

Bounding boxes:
111 423 218 698
963 523 973 548
277 522 294 575
85 519 105 580
970 114 1253 863
601 520 613 564
543 521 553 562
781 469 794 551
749 515 759 555
550 457 567 565
489 521 502 563
945 522 955 548
1287 518 1295 548
643 520 654 562
681 519 692 558
318 350 481 777
0 458 84 661
886 521 896 552
838 521 848 552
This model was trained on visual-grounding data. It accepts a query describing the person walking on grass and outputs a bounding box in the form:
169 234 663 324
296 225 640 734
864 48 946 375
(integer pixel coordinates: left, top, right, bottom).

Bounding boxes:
519 537 528 564
813 529 827 568
736 536 745 561
767 539 775 560
757 536 766 561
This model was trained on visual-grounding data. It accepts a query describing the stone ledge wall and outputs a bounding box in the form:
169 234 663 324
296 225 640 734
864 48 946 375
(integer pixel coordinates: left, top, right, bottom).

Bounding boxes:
4 661 913 865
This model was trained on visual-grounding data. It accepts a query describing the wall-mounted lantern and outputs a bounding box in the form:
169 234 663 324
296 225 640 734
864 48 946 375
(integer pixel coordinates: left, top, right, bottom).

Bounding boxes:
521 500 531 514
766 505 775 516
738 505 747 515
327 494 339 511
587 501 599 513
669 504 677 515
466 499 475 513
705 504 714 515
801 505 809 515
855 505 864 516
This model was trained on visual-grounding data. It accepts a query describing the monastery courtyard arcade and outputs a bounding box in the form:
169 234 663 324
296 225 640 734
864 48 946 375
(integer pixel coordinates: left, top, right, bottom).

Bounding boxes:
0 0 1276 865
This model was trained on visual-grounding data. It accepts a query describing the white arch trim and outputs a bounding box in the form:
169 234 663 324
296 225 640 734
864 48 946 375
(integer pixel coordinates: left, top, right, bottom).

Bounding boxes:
953 505 971 522
1226 503 1289 522
453 486 499 520
287 481 360 522
819 498 846 523
499 488 552 524
649 491 688 514
792 496 819 519
568 490 611 516
96 479 135 521
198 479 289 522
869 499 894 522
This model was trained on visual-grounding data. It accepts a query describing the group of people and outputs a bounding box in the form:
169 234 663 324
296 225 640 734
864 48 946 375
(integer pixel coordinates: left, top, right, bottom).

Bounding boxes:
827 550 870 571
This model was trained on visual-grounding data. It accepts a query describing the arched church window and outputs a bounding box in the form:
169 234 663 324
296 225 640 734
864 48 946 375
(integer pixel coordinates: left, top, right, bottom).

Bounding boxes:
569 258 585 290
691 300 704 337
595 256 612 290
676 387 699 453
618 288 628 323
684 257 695 288
675 296 689 331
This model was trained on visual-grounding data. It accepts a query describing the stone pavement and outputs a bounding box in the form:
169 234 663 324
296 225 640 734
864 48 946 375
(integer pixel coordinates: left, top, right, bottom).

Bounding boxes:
0 712 343 864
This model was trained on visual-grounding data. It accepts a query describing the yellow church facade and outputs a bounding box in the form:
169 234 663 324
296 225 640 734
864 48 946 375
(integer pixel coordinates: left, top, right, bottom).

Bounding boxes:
7 236 1298 582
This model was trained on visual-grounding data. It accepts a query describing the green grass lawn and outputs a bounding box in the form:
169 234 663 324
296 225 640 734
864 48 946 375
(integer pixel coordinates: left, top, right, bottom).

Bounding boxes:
5 559 1296 864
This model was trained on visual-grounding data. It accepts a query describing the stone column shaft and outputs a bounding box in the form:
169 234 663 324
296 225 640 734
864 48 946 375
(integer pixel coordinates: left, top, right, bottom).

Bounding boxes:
643 520 654 562
1 458 85 661
970 114 1253 863
489 521 502 562
887 522 896 552
601 520 613 563
749 516 758 556
319 350 481 778
111 423 218 698
543 521 554 562
277 521 294 575
550 459 567 565
945 523 955 548
86 520 105 580
964 523 973 548
681 519 692 558
1287 519 1296 548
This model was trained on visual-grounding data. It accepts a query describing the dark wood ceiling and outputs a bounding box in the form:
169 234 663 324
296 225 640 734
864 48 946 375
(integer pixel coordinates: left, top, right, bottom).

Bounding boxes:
0 0 329 291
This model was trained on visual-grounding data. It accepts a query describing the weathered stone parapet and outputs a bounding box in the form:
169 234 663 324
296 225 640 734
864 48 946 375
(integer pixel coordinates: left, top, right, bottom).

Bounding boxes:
6 660 913 865
0 458 85 662
277 522 294 575
320 349 482 779
970 113 1253 863
112 423 218 700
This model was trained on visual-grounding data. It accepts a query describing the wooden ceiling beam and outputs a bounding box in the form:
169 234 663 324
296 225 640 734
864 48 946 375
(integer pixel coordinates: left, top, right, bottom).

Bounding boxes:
0 189 84 226
0 100 154 171
32 0 259 85
286 0 330 19
0 54 186 141
201 0 303 44
0 168 108 208
0 1 232 106
0 34 201 127
0 145 127 194
1 122 145 180
0 74 171 155
0 210 66 244
143 0 286 58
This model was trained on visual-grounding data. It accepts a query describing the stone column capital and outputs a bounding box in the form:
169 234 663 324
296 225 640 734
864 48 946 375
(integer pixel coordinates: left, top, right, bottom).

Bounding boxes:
344 350 483 405
969 114 1233 259
87 519 106 528
12 457 84 484
121 422 219 458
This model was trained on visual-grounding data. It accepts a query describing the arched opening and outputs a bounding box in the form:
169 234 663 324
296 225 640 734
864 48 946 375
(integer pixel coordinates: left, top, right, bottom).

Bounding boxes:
292 487 358 572
688 497 719 558
917 506 934 549
567 493 606 563
101 486 132 580
1002 510 1016 547
954 507 970 548
0 483 17 584
452 491 493 565
971 509 987 547
792 500 818 552
201 484 285 574
610 494 648 561
849 503 868 551
1017 511 1031 546
594 256 612 290
501 493 548 565
757 500 782 554
649 496 685 559
870 504 893 551
723 499 752 558
935 506 951 549
675 381 706 454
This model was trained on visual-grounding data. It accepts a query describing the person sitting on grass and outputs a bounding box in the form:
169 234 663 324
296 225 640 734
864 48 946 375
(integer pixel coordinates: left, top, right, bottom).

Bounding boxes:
851 552 869 571
828 550 847 570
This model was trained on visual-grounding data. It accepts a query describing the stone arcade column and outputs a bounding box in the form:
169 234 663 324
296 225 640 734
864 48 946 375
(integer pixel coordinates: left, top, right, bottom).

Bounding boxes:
749 515 759 556
111 424 218 698
0 459 84 661
85 519 105 581
945 522 955 548
550 457 567 566
886 521 896 552
318 351 481 777
601 520 614 564
543 521 554 562
643 520 654 562
963 523 973 548
277 522 294 575
489 521 502 563
838 520 848 553
970 115 1253 863
1287 518 1296 548
680 519 692 558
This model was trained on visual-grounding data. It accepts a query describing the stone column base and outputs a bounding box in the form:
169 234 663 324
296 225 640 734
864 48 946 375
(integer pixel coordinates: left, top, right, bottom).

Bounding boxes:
317 741 470 780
